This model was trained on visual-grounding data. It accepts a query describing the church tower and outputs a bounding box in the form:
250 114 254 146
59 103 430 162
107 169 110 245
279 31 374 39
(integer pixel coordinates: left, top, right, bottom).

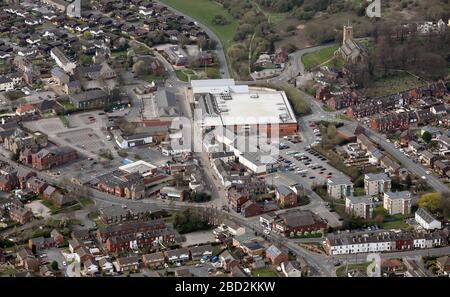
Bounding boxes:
342 25 354 43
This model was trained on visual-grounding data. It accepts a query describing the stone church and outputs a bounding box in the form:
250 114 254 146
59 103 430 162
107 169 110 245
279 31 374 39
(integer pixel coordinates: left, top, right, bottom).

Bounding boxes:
335 25 368 64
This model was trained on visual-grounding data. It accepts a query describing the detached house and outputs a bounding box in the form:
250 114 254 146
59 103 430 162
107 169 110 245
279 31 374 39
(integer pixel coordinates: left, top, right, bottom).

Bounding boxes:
276 185 298 208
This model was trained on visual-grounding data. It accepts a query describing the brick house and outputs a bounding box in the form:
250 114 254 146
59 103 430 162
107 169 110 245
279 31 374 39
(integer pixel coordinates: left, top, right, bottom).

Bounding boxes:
28 236 56 251
142 252 166 269
50 229 65 246
228 188 248 213
9 205 33 224
26 177 48 194
31 147 77 170
0 173 19 192
273 210 327 237
116 256 140 272
276 185 298 208
265 245 289 266
240 200 261 218
16 168 36 189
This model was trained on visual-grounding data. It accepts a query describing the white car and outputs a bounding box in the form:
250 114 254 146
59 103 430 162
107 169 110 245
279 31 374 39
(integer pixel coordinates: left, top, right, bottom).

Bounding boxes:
62 261 67 266
263 229 270 235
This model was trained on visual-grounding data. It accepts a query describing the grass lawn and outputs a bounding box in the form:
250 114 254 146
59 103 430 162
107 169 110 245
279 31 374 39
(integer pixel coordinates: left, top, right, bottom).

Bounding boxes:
78 197 93 207
175 69 199 82
159 0 238 70
61 102 76 111
335 113 352 122
322 105 334 112
111 50 128 59
336 262 370 277
138 74 166 83
353 187 365 196
4 91 25 101
301 45 339 71
363 74 426 98
251 267 278 277
380 219 410 230
40 200 59 214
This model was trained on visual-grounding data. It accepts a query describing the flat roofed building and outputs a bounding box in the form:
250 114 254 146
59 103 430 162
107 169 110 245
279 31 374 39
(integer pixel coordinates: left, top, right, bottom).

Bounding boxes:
192 79 297 137
118 160 156 177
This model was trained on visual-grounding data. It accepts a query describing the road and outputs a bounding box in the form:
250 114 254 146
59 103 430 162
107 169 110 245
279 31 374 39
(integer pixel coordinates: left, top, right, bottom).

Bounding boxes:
365 128 450 193
155 0 230 79
270 42 338 83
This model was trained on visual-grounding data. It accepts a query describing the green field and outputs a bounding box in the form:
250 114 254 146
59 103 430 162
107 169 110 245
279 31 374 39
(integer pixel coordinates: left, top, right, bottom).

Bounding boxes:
159 0 238 69
175 69 199 82
301 45 340 71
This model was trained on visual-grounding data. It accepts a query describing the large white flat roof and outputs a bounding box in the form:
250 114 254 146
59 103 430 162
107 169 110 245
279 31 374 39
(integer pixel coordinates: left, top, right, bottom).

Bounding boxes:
191 79 248 94
118 160 156 176
192 79 296 127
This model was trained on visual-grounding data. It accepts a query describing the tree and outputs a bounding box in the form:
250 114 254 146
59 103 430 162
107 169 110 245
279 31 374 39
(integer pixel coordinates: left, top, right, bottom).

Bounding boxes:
83 31 92 40
211 14 229 26
422 131 432 144
417 192 442 212
51 261 59 271
404 174 412 189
